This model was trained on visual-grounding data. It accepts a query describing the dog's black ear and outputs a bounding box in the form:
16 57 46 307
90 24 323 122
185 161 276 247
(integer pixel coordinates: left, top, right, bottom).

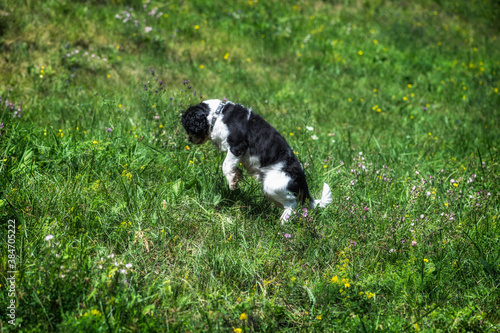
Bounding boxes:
181 103 210 137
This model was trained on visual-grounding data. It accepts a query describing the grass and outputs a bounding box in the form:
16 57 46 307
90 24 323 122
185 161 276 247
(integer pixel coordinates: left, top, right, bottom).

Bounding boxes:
1 0 500 331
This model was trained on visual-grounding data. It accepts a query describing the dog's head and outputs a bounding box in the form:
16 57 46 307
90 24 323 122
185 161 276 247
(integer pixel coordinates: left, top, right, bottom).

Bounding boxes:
181 103 211 144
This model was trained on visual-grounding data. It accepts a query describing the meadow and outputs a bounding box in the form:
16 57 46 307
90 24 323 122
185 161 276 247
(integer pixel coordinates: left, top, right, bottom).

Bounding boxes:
0 0 499 331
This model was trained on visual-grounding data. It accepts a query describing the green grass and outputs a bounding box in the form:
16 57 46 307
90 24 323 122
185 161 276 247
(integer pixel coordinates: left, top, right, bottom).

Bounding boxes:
1 0 500 331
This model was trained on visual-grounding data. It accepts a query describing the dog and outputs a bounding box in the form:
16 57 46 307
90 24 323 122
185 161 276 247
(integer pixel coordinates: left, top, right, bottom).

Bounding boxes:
181 99 332 222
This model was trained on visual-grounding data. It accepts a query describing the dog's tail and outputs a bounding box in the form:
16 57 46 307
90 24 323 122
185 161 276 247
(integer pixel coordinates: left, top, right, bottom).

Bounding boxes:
310 183 332 209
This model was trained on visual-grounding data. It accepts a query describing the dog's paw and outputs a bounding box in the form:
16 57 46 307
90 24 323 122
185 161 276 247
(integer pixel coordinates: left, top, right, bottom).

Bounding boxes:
229 169 243 190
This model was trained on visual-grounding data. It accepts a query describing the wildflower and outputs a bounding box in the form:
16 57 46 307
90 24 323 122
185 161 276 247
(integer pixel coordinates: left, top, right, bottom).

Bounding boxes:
316 315 322 320
411 241 417 246
363 206 369 212
284 233 292 238
91 309 101 316
423 258 429 263
145 26 153 33
45 234 54 241
331 275 339 284
107 128 112 132
234 329 242 333
306 126 314 131
125 263 132 268
240 313 247 320
420 214 424 219
194 25 199 30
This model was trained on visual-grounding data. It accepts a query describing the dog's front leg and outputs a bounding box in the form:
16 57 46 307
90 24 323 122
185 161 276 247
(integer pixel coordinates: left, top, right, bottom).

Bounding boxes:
222 152 243 190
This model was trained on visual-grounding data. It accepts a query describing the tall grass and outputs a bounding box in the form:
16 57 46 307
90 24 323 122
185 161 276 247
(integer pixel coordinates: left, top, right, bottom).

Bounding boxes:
1 0 499 331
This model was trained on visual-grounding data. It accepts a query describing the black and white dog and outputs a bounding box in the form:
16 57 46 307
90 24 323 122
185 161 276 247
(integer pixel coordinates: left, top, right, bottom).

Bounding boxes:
181 99 332 222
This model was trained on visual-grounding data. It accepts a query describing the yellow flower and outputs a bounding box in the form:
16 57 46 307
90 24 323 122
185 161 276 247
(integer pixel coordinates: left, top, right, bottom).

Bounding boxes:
195 25 199 30
234 329 242 333
93 141 99 144
240 313 247 320
199 65 205 69
91 309 102 316
224 52 229 60
358 51 363 56
186 145 190 150
424 258 429 263
331 275 339 284
316 315 322 320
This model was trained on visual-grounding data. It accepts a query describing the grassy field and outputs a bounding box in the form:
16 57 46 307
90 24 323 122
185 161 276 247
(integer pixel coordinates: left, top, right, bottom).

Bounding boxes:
1 0 500 331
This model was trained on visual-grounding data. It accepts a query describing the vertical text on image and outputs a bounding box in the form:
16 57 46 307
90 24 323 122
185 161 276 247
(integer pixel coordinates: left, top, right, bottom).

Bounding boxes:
6 219 18 326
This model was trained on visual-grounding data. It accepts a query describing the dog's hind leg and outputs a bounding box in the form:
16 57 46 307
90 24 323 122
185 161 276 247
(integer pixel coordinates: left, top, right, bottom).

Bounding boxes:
262 169 298 223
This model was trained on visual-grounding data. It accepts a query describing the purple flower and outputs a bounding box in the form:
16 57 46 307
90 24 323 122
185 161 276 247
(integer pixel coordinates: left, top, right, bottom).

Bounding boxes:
107 128 112 132
45 234 54 241
363 206 369 212
0 123 3 129
284 233 292 238
411 241 417 246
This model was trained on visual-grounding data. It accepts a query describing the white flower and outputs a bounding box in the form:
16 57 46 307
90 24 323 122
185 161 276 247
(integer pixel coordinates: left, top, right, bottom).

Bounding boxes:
145 26 153 33
311 135 319 140
306 126 314 131
45 234 54 241
125 263 132 268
